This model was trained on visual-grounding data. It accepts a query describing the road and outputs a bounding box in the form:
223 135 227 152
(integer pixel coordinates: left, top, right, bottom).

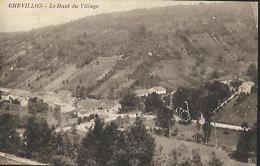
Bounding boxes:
0 152 50 165
0 87 11 93
56 111 247 132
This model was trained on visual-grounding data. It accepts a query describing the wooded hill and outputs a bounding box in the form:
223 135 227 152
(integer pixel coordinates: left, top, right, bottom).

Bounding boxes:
0 2 257 99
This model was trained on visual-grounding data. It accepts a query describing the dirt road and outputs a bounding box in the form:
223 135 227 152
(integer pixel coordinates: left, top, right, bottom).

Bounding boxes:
0 152 49 165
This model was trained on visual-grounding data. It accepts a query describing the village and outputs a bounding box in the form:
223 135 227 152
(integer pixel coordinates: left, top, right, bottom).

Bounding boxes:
0 75 255 137
0 2 257 165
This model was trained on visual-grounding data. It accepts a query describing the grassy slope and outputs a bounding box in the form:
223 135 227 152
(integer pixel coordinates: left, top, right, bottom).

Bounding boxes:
215 91 257 127
155 135 254 166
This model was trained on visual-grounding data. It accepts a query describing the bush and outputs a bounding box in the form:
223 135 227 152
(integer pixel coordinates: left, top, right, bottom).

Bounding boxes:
28 97 49 114
144 92 164 113
234 92 248 106
119 90 139 112
246 63 257 83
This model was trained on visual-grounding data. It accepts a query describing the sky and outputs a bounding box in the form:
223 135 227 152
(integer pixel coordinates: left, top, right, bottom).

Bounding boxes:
0 0 257 32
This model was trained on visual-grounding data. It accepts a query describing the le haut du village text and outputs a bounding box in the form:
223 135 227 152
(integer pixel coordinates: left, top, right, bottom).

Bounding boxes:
8 3 99 9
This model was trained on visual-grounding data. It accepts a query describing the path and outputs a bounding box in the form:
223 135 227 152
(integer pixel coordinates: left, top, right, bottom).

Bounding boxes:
0 152 50 165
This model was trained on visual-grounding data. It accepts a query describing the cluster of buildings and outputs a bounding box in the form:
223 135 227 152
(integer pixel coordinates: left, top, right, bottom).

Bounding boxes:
0 88 32 107
209 75 255 95
134 86 167 97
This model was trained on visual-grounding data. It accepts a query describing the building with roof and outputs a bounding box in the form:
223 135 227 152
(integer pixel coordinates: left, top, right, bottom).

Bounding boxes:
77 98 121 115
99 100 121 113
134 89 149 97
148 86 166 95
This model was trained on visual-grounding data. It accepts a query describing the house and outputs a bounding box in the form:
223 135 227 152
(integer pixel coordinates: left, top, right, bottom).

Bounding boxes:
77 98 121 114
100 100 121 113
148 86 166 95
134 89 149 97
77 98 103 111
238 81 255 94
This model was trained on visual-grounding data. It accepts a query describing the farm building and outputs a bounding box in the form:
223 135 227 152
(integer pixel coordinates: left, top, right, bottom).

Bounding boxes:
77 98 103 112
148 86 166 95
134 89 149 97
99 100 122 113
77 98 121 114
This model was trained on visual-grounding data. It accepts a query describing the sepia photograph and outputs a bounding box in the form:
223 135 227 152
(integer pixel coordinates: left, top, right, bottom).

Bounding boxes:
0 0 258 165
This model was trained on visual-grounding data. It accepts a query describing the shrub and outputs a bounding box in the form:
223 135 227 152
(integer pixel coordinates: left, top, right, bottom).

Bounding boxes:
246 63 257 83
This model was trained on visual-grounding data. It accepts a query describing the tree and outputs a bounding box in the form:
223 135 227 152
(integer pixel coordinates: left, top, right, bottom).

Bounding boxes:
241 121 249 130
202 121 212 143
23 118 78 163
53 105 62 126
28 97 49 114
119 90 139 112
124 117 155 166
155 106 173 136
47 131 78 159
233 122 254 162
78 116 155 166
23 116 53 161
144 92 164 113
77 116 123 166
246 63 257 83
75 85 86 99
172 87 205 120
249 122 257 159
0 113 21 154
205 80 231 99
53 155 77 166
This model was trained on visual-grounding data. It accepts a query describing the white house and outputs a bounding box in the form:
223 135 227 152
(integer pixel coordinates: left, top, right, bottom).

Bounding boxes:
100 100 121 113
148 86 166 95
134 89 149 97
238 81 255 94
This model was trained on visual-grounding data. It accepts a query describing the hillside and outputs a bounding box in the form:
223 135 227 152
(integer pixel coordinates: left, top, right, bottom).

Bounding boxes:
215 91 257 127
0 2 257 99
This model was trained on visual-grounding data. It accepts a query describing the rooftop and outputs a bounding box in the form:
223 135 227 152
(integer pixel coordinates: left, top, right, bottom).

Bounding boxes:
149 86 166 91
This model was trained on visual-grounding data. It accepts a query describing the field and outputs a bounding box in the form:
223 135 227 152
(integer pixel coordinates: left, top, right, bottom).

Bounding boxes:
215 92 257 127
62 56 120 91
155 136 255 166
89 60 141 98
171 121 241 148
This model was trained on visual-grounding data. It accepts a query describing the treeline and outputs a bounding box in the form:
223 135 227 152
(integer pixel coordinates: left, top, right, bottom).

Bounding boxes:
0 111 256 165
0 111 155 166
